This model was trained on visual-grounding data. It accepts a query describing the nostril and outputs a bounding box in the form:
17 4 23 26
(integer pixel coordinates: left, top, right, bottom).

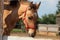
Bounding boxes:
29 33 35 37
32 33 35 37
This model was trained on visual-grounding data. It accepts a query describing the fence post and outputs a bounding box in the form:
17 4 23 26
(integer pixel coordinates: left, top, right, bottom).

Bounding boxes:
0 0 3 40
47 26 48 36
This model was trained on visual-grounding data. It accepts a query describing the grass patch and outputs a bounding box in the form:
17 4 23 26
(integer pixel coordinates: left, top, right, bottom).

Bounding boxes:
11 29 26 33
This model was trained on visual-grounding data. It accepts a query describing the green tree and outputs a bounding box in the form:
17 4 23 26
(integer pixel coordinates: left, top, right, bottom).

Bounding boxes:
37 14 56 24
41 14 48 24
37 17 42 23
56 1 60 14
47 14 56 24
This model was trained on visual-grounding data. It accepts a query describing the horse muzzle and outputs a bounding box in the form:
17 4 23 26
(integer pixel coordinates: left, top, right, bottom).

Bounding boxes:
27 25 36 37
28 29 36 37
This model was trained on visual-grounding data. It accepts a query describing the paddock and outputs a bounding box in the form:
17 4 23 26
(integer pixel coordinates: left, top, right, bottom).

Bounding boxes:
2 36 60 40
1 24 60 40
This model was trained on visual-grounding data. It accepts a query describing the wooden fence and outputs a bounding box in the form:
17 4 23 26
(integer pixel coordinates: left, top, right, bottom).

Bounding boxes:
37 24 60 36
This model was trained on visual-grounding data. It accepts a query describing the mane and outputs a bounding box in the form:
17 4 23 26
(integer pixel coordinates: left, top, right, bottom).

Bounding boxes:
9 0 28 7
9 0 19 7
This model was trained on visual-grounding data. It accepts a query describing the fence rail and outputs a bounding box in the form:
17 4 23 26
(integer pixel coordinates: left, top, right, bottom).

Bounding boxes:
37 24 60 36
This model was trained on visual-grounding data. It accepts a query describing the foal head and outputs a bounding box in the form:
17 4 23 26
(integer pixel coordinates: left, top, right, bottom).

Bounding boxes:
9 0 41 37
22 2 41 37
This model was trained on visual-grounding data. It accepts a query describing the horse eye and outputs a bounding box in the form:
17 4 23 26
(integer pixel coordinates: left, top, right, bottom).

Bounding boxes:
28 16 33 20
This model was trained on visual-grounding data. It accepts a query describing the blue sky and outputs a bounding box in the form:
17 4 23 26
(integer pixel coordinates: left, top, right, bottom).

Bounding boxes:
28 0 59 18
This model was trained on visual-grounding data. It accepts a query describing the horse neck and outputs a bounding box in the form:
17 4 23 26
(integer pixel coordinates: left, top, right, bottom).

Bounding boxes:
20 1 31 5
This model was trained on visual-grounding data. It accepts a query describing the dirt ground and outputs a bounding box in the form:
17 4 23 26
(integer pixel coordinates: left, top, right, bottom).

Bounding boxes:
10 32 60 39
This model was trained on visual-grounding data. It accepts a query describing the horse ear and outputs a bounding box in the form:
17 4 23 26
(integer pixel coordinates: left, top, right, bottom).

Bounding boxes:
30 1 33 6
31 1 33 4
36 2 41 9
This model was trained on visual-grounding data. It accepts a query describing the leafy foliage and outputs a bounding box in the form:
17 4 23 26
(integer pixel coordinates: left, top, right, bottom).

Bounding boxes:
56 1 60 14
37 14 56 24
